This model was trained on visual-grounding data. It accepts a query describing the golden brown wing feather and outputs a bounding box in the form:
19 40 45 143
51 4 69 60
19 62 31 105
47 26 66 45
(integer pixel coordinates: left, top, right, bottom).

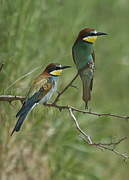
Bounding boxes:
26 74 52 99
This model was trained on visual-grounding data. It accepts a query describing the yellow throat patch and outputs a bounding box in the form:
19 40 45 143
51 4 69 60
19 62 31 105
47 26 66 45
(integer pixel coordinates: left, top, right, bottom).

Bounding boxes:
83 36 97 43
50 69 63 76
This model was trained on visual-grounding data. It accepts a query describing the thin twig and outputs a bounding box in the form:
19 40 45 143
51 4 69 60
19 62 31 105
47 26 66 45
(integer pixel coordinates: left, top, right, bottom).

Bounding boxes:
53 72 79 104
97 137 127 146
80 135 129 159
68 108 129 159
45 104 129 120
5 66 40 91
70 106 129 120
69 107 92 144
0 63 4 72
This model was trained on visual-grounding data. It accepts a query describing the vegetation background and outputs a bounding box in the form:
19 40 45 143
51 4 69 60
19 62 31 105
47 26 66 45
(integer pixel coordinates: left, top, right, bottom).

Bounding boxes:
0 0 129 179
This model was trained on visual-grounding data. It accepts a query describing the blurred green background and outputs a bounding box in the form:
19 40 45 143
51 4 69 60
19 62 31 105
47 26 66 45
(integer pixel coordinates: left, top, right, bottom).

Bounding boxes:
0 0 129 179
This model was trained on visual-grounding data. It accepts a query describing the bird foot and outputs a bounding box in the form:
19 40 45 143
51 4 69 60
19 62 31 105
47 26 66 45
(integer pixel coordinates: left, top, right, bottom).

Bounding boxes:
85 103 88 110
84 103 92 112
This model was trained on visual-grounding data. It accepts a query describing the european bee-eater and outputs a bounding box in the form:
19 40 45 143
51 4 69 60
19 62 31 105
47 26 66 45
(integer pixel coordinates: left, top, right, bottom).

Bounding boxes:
72 28 107 108
11 63 71 135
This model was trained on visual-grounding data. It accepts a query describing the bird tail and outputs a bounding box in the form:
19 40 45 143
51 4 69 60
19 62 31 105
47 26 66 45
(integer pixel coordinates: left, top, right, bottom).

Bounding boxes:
11 100 36 136
79 70 93 109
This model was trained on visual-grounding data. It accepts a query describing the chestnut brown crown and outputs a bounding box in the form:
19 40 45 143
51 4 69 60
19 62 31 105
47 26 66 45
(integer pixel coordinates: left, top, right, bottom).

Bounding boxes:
76 28 107 43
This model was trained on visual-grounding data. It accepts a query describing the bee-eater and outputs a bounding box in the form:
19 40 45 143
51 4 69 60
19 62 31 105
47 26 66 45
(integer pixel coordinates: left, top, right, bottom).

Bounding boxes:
72 28 107 108
11 63 71 135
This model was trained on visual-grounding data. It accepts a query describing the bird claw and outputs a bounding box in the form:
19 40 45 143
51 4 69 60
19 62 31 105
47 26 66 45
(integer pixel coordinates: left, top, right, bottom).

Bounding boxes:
85 103 88 110
84 103 92 112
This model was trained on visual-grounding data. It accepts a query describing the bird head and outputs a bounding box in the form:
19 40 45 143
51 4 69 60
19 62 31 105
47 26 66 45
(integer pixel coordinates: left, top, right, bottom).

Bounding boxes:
77 28 107 43
44 63 71 76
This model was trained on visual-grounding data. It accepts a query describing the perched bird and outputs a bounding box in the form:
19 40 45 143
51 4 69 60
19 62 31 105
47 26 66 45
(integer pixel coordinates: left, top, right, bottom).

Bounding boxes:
11 63 71 135
72 28 107 108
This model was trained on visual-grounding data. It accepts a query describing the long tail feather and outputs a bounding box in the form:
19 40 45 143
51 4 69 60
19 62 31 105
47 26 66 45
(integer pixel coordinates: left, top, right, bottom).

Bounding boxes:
82 78 91 109
11 102 35 136
16 101 26 118
16 97 35 118
11 113 28 136
12 91 42 135
79 69 93 109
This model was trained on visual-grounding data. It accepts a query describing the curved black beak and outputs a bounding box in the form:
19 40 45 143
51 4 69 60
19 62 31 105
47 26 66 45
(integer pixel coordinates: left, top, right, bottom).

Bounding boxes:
61 65 71 69
96 32 108 36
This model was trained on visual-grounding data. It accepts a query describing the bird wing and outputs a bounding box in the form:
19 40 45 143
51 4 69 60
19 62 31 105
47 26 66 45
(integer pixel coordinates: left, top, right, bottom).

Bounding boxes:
26 75 52 100
92 50 95 63
90 50 95 90
16 75 52 119
72 42 93 70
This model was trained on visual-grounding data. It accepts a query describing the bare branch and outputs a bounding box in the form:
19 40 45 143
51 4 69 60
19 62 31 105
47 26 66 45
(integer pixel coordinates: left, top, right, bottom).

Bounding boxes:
53 72 79 104
0 94 129 159
0 95 129 120
45 104 129 120
0 95 25 103
80 135 129 159
98 137 127 146
68 107 129 159
69 107 92 144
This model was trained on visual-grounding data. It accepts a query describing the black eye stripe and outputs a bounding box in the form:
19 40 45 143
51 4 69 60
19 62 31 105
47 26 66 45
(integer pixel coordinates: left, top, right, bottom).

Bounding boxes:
55 66 61 70
90 33 96 36
83 32 96 38
47 66 61 73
